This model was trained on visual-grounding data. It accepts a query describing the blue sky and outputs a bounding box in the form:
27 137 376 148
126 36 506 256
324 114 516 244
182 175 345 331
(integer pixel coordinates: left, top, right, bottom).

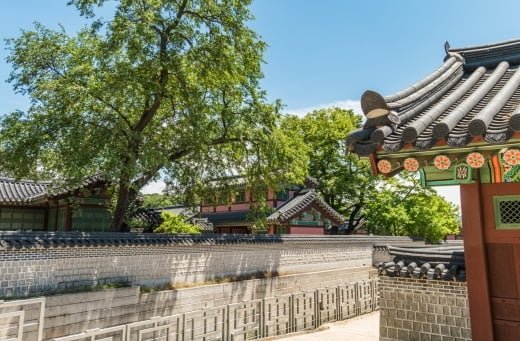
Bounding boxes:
249 0 520 114
2 0 520 204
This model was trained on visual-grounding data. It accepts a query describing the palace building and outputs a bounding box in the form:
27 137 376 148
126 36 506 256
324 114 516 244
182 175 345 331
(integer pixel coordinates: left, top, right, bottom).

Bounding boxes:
0 175 111 232
199 177 345 234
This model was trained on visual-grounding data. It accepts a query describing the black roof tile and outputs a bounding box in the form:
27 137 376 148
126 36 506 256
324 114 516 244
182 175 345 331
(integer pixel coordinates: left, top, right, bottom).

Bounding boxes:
348 39 520 155
0 231 404 249
378 243 465 281
201 211 249 225
0 174 105 205
0 177 49 205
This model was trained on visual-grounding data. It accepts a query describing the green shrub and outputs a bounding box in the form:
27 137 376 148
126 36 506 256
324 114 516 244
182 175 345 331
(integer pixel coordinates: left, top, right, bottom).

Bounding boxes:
154 211 201 234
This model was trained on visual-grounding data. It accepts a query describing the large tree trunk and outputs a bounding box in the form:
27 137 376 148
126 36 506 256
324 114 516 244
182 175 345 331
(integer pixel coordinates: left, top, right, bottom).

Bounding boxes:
112 173 132 232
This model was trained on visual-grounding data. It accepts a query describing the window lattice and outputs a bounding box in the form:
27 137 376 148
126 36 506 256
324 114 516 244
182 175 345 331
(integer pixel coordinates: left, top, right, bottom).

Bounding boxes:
498 200 520 224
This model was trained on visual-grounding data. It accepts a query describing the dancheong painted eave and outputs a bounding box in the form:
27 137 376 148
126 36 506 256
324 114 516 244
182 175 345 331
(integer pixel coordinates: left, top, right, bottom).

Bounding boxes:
347 39 520 175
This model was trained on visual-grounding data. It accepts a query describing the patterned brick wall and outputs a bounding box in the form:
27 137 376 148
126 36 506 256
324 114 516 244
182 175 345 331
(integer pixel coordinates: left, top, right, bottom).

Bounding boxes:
0 267 378 340
379 276 471 341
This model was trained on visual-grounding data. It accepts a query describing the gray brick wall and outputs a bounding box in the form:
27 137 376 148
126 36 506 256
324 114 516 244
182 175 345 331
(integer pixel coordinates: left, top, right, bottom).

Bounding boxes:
379 276 471 341
0 236 379 298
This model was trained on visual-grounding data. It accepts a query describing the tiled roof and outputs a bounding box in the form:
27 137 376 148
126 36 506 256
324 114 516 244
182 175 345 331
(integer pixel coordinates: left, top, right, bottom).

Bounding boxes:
0 231 397 250
201 211 250 226
378 243 465 281
348 39 520 155
267 189 345 224
0 174 105 205
0 177 50 205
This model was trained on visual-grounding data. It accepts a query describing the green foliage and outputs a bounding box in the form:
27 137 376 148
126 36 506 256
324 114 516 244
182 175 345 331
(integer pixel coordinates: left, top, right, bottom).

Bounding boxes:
363 174 459 242
0 0 308 230
404 192 460 242
363 186 410 236
245 190 274 233
283 108 459 241
154 211 201 234
142 194 174 208
281 107 374 231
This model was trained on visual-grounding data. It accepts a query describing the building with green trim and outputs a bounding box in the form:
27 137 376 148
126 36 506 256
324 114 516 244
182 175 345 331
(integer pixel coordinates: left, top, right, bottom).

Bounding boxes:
0 175 111 232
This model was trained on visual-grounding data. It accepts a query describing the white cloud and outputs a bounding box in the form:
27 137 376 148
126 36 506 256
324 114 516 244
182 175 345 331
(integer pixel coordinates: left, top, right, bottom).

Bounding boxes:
284 99 362 117
141 180 166 194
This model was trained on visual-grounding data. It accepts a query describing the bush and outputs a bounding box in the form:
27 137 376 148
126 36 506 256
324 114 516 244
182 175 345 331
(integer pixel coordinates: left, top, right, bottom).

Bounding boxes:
154 212 201 234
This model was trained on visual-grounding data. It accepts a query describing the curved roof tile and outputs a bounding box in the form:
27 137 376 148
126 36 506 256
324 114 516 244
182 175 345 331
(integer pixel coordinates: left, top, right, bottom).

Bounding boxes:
348 39 520 155
0 174 105 205
379 243 465 281
0 177 49 205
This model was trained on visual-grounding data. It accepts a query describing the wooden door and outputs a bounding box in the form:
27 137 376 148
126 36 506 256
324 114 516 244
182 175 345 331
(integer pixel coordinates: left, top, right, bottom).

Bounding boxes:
463 182 520 340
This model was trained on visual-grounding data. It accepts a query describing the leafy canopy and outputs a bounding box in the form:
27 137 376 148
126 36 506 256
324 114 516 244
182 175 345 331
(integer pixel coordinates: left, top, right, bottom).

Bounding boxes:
283 107 459 241
363 174 460 242
142 193 175 208
0 0 308 230
154 211 201 234
281 107 375 231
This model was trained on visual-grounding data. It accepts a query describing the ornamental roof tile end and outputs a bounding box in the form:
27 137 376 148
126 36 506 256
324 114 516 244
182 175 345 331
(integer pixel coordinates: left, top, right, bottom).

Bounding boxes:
379 243 465 281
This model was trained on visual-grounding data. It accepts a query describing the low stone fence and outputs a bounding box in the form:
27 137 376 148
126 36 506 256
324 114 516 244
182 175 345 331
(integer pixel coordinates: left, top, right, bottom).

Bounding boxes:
0 267 377 341
379 276 471 341
0 232 411 298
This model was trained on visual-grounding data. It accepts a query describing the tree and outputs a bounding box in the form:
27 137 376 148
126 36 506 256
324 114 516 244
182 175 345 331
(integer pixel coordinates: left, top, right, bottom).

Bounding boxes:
0 0 308 231
363 174 459 242
363 185 410 236
154 211 200 234
142 193 175 208
282 108 459 240
282 107 375 231
245 191 274 233
403 191 460 242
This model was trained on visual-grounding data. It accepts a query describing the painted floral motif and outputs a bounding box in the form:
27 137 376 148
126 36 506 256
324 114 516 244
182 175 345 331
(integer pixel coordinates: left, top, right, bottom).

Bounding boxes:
466 152 485 168
503 148 520 166
433 155 451 170
403 157 419 172
377 159 392 174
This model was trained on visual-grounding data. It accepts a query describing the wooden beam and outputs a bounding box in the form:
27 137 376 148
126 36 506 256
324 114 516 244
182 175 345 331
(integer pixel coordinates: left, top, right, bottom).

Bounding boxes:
460 178 494 340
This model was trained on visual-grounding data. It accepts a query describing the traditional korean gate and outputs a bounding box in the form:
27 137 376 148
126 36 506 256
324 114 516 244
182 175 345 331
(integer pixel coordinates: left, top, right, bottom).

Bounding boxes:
345 38 520 340
462 181 520 340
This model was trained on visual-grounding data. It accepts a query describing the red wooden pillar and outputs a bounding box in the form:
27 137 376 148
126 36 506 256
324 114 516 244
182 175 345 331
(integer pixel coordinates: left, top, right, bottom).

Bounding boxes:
460 181 494 340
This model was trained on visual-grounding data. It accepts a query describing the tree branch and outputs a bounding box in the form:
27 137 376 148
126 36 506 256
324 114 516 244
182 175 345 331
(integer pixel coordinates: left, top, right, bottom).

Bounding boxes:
133 30 169 133
131 0 190 134
183 10 221 25
47 63 133 135
131 136 244 191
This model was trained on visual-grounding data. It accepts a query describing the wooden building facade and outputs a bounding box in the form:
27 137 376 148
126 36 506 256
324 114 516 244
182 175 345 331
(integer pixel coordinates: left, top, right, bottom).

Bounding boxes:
0 175 111 232
347 39 520 340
